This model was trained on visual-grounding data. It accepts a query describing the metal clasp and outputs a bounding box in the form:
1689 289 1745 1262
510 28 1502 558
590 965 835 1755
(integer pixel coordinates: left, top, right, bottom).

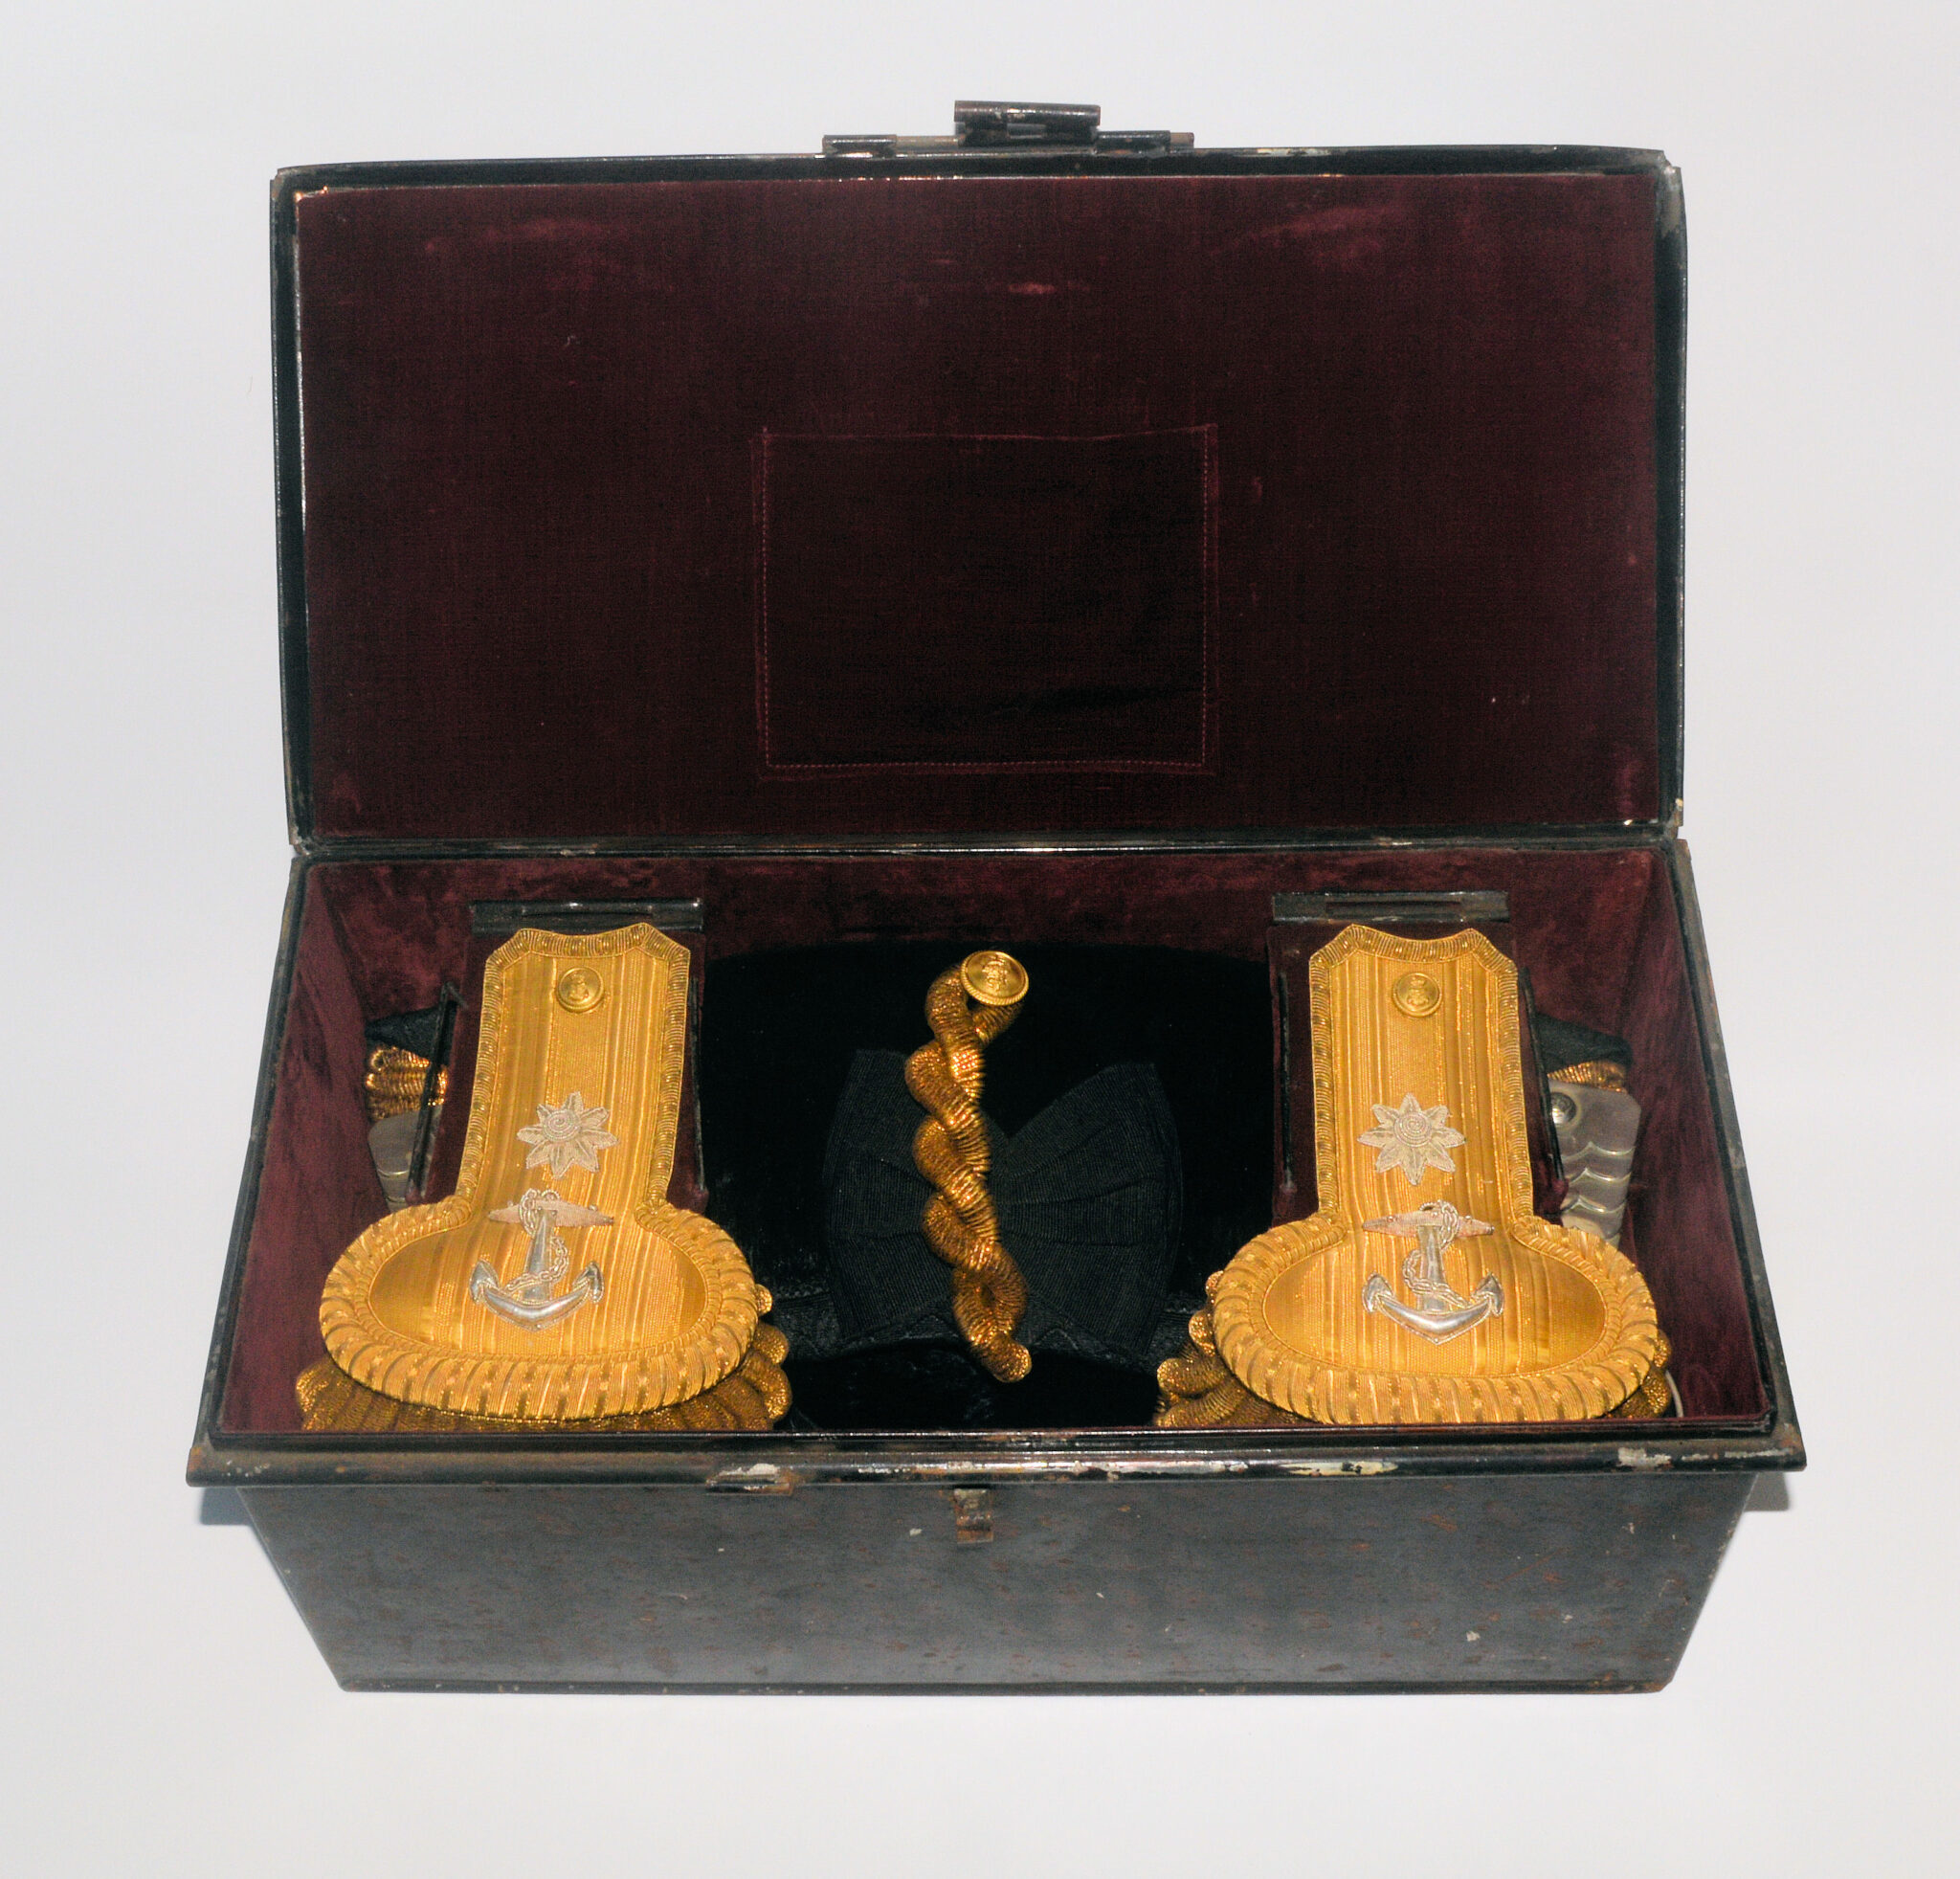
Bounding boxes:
824 101 1191 159
954 100 1101 146
951 1487 995 1544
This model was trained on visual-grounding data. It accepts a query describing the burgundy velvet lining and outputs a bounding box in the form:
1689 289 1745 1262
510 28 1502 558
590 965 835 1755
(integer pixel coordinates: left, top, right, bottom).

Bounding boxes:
757 429 1215 772
297 172 1659 839
216 847 1763 1434
219 885 390 1431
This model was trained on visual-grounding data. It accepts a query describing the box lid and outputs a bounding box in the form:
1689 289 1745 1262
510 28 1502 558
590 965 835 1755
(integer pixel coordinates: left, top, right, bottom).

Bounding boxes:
275 129 1682 850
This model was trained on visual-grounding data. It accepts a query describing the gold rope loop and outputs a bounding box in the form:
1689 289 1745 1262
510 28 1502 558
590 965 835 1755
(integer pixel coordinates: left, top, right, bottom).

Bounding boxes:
907 951 1032 1381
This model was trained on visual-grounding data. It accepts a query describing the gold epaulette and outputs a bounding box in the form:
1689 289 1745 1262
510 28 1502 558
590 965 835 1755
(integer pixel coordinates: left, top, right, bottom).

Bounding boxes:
312 924 785 1426
1158 927 1665 1426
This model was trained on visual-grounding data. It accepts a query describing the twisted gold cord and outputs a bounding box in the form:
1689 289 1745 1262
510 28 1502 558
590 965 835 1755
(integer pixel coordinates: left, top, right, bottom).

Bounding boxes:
906 951 1033 1382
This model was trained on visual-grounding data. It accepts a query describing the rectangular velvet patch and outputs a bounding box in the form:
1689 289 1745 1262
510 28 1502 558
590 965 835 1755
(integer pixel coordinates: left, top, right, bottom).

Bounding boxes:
756 430 1214 772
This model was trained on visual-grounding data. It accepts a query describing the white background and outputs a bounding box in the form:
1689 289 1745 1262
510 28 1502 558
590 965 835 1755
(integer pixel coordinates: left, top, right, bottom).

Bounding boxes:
3 3 1953 1871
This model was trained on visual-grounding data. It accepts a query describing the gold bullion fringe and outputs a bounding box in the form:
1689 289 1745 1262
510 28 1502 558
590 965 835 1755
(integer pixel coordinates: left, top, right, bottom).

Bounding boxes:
1551 1060 1631 1093
1156 1282 1675 1428
364 1045 447 1123
1610 1331 1674 1418
298 1305 792 1433
1154 1272 1311 1428
905 963 1031 1382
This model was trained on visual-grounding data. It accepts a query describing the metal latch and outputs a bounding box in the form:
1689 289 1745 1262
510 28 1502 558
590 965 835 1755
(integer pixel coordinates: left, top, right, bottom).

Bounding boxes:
951 1487 994 1544
824 101 1192 159
955 101 1100 145
705 1463 799 1494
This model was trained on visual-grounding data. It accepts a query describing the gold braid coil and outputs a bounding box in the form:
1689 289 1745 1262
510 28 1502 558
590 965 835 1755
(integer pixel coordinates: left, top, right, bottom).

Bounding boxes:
905 953 1032 1382
1552 1060 1631 1093
1156 1272 1311 1428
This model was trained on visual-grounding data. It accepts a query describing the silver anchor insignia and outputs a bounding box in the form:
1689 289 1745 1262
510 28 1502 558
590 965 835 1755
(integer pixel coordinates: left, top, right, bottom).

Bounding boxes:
1362 1199 1504 1343
471 1187 611 1329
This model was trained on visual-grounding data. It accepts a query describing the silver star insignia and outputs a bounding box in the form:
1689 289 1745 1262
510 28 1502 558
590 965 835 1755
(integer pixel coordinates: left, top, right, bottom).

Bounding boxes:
516 1090 619 1178
1358 1092 1466 1187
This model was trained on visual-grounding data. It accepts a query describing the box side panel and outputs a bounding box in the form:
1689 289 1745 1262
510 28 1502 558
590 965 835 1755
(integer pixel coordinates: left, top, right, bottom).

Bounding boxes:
1665 843 1801 1448
1615 857 1765 1418
245 1472 1748 1691
191 861 308 1458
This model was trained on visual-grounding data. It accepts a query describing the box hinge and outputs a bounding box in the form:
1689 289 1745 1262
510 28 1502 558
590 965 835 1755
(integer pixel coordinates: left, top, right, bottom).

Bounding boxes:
1273 889 1511 925
823 101 1192 159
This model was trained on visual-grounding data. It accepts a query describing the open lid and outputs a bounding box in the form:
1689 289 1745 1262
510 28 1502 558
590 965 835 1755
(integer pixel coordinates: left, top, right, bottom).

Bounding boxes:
276 123 1682 849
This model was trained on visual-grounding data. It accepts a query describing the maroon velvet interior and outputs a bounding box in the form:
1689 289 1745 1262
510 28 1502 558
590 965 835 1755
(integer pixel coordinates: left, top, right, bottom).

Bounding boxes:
296 171 1659 840
759 428 1216 772
216 848 1765 1434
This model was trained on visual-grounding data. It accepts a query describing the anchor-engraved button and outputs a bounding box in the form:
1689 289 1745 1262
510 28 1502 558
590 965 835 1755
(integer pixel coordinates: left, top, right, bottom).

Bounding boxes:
1391 971 1442 1018
960 950 1030 1008
472 1187 611 1329
1361 1199 1504 1343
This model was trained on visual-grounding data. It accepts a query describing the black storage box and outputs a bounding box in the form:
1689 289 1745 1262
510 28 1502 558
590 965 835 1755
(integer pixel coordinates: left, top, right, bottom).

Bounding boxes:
189 113 1803 1691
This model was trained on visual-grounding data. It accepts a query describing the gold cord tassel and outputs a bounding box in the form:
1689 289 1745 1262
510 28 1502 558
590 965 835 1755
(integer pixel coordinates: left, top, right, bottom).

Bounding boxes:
906 951 1034 1382
1155 1273 1308 1428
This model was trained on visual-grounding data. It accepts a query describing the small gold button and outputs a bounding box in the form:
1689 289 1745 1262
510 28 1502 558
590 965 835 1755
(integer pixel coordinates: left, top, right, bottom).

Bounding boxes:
959 950 1030 1008
555 966 605 1014
1391 970 1442 1018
